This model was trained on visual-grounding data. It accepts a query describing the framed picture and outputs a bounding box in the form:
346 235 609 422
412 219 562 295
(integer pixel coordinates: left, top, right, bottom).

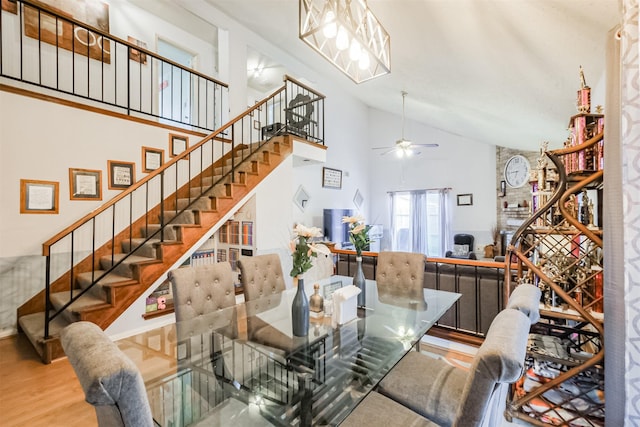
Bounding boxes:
128 36 147 64
107 160 135 190
322 167 342 189
69 168 102 200
142 146 164 172
457 193 473 206
20 179 59 214
169 133 189 158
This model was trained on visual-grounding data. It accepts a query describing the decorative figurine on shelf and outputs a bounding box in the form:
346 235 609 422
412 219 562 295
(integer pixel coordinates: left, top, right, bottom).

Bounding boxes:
577 65 591 113
580 190 591 225
310 283 324 314
157 296 167 310
537 141 549 190
588 200 596 229
563 194 578 227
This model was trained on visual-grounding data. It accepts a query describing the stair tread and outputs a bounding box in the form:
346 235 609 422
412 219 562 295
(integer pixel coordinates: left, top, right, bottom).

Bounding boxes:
76 270 135 285
51 291 107 310
19 311 69 343
100 253 157 263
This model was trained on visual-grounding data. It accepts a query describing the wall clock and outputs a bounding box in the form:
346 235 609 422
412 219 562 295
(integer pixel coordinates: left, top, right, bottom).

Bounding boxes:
504 155 531 188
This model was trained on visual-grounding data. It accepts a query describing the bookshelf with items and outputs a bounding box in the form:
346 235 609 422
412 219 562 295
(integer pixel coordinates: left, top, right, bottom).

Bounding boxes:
217 218 255 294
505 71 605 427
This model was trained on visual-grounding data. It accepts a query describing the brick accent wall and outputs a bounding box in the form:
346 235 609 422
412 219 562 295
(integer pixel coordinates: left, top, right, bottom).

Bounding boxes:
496 146 537 255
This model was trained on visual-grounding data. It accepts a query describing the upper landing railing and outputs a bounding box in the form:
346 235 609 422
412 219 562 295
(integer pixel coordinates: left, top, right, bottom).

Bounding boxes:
0 0 228 132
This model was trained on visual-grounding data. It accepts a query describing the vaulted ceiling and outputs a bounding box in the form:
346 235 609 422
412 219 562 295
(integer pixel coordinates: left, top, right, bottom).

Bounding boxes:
198 0 620 151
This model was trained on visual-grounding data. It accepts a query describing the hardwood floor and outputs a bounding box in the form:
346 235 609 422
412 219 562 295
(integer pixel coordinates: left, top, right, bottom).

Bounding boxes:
0 334 96 427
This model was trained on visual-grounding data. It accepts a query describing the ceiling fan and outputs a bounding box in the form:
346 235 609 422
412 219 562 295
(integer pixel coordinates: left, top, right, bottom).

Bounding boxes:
372 91 439 157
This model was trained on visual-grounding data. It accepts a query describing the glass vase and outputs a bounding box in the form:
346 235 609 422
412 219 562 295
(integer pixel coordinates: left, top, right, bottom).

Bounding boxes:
292 276 310 337
353 256 366 308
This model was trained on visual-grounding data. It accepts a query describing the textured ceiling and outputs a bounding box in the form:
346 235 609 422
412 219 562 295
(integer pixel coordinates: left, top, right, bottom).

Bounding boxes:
199 0 620 151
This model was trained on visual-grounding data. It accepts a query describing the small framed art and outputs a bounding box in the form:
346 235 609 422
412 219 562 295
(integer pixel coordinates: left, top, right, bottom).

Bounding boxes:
107 160 135 190
457 193 473 206
69 168 102 200
128 36 148 64
322 167 342 189
20 179 59 214
142 146 164 172
169 133 189 158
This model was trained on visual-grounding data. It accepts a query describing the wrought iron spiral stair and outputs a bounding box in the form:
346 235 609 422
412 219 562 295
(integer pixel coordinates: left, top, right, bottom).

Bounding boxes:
505 131 605 426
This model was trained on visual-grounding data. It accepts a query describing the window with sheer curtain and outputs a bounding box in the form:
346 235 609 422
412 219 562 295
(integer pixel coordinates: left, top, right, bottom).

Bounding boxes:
388 189 451 256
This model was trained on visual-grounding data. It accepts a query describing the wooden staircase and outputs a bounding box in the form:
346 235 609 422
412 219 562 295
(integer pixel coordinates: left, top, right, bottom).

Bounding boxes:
17 136 294 363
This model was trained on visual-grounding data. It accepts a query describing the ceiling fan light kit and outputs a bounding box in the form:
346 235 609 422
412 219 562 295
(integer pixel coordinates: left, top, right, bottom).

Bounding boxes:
373 91 439 157
299 0 390 84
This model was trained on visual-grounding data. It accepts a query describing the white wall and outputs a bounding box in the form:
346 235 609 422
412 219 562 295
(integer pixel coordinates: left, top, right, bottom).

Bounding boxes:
368 108 497 253
0 0 498 337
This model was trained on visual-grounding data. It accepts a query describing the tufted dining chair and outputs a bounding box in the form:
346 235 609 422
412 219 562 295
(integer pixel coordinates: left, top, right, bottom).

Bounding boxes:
237 253 286 302
341 308 533 427
167 262 237 377
61 321 154 427
375 251 426 309
168 262 236 323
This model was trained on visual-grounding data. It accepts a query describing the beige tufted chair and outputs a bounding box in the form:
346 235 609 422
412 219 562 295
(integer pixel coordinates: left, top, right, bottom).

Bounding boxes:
237 253 286 302
168 262 236 322
168 262 237 376
375 251 426 309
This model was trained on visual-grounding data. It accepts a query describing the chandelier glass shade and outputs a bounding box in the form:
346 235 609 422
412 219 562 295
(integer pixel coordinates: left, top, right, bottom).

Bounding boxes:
299 0 390 84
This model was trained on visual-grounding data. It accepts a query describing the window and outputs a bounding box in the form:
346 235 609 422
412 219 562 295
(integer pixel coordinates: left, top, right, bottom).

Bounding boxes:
389 189 451 256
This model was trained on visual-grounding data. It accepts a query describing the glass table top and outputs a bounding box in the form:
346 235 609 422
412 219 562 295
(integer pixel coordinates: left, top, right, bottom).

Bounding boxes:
117 276 460 427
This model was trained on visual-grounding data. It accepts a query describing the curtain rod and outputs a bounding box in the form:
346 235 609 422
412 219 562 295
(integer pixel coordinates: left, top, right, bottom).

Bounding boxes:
386 187 452 194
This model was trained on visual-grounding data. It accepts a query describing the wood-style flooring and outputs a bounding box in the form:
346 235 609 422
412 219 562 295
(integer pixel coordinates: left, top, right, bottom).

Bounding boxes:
1 332 525 427
0 334 96 427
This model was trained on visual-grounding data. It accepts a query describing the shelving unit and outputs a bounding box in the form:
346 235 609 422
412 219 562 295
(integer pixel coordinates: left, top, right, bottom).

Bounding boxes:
505 111 605 426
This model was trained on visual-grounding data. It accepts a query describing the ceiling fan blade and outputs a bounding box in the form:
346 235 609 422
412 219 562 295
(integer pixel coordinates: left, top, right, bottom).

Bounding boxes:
379 147 398 156
372 146 393 150
410 143 439 148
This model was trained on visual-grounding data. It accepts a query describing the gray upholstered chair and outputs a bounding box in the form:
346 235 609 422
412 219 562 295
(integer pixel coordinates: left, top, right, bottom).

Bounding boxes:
343 308 533 427
376 251 426 309
237 253 286 302
506 283 542 324
61 321 154 427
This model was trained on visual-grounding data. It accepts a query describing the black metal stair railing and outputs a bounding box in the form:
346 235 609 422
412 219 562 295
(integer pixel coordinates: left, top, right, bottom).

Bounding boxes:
41 75 325 339
0 0 228 132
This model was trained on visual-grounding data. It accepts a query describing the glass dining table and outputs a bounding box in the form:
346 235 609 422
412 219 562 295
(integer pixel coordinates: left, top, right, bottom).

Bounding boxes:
116 276 460 427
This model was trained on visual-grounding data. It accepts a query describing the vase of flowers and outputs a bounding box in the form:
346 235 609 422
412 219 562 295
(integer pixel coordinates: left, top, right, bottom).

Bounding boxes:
343 215 372 308
289 223 326 336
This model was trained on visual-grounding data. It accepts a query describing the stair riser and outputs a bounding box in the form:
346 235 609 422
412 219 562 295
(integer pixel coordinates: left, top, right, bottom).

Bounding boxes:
142 225 177 240
99 258 135 278
122 240 157 258
176 197 212 211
